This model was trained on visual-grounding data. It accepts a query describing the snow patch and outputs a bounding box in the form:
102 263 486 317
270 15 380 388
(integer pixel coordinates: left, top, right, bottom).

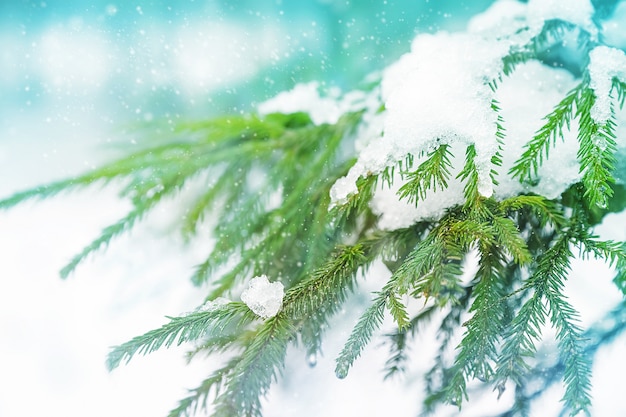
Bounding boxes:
328 0 598 229
527 0 598 39
330 32 509 207
241 275 284 319
467 0 528 38
469 0 598 40
258 82 372 125
494 61 581 200
588 46 626 124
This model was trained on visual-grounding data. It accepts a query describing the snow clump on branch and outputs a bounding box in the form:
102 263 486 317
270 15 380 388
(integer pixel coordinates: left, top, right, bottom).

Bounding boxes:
241 275 284 319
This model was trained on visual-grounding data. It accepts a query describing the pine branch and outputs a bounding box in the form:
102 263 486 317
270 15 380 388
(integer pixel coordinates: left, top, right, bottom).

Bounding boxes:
614 79 626 110
335 293 386 379
184 333 241 364
495 236 572 388
167 358 240 417
213 240 376 416
282 243 371 319
509 85 581 181
446 249 508 405
578 235 626 295
330 172 378 230
387 291 410 330
490 215 531 264
500 195 567 228
422 288 473 414
382 330 409 380
60 201 155 278
397 144 453 205
495 230 593 415
382 304 438 380
181 168 245 237
281 241 375 364
544 288 591 415
490 99 506 186
456 144 480 204
106 302 254 370
576 88 618 208
212 316 294 417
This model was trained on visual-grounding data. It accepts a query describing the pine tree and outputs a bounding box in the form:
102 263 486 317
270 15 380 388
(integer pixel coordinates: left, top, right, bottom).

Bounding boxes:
3 2 626 416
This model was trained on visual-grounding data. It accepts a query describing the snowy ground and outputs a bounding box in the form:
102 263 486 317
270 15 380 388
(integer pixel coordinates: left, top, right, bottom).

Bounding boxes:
2 1 626 417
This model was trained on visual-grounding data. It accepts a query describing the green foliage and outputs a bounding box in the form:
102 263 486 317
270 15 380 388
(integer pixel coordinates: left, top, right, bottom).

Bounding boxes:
509 85 580 182
398 144 453 204
3 11 626 417
107 302 256 370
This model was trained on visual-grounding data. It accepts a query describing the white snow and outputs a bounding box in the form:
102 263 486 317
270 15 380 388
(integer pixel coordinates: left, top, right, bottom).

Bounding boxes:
330 0 606 230
197 296 231 312
258 82 373 125
330 31 509 209
588 46 626 124
258 82 342 124
240 275 284 319
467 0 528 38
469 0 598 41
494 61 581 200
527 0 598 39
369 60 583 231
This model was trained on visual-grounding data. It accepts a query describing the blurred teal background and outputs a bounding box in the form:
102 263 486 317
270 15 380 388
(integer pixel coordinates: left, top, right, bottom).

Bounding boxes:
1 0 509 197
1 0 623 223
0 0 495 121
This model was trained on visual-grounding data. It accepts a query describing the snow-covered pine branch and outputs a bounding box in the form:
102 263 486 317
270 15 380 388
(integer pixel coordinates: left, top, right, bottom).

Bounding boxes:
2 1 626 416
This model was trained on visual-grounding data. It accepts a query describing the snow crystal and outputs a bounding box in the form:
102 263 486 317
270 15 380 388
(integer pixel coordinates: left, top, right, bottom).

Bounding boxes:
258 82 371 125
330 32 509 207
588 46 626 124
240 275 284 319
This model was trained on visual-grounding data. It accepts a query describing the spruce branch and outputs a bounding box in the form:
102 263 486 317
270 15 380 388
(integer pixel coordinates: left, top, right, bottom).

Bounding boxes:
212 316 294 417
106 302 254 370
509 84 581 182
446 249 508 406
456 144 481 204
575 88 618 208
490 99 506 187
614 79 626 110
500 194 567 228
495 230 593 415
335 293 387 379
397 144 453 205
167 358 240 417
